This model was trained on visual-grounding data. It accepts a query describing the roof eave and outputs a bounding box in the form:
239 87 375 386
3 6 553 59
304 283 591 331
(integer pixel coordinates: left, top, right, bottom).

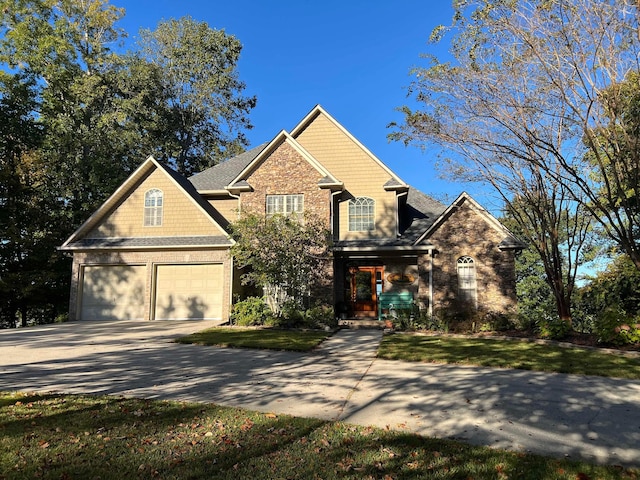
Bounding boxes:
59 243 232 252
334 245 434 253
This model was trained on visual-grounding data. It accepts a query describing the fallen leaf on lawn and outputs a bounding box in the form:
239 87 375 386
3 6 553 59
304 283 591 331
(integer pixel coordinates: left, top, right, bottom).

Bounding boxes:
265 413 277 418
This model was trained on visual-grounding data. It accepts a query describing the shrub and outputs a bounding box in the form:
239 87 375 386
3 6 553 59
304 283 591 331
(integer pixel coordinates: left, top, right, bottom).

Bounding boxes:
478 310 514 332
303 305 337 329
536 317 571 340
593 307 640 346
230 297 269 326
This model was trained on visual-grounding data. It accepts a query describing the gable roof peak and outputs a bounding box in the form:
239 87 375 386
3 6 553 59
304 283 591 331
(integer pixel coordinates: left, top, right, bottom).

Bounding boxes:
60 155 231 250
226 128 342 190
413 191 524 249
291 105 408 189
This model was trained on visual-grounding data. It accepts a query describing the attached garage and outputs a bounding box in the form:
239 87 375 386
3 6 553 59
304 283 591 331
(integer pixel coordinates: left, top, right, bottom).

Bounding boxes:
80 265 146 320
153 263 224 320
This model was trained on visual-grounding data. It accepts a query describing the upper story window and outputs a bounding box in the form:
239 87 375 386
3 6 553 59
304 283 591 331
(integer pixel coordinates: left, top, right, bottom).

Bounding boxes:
348 197 375 231
457 256 477 307
266 194 304 216
144 189 163 226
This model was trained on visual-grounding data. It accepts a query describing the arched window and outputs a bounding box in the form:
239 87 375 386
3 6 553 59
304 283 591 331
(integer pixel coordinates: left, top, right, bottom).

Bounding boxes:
348 197 375 231
144 189 163 226
457 256 477 306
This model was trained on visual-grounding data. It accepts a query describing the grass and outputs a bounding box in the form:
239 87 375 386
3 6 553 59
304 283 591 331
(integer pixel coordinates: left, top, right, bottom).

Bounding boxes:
1 392 637 479
175 326 331 352
378 334 640 379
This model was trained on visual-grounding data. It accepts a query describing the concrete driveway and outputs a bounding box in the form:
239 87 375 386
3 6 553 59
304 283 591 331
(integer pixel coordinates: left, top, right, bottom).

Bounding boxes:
1 320 640 467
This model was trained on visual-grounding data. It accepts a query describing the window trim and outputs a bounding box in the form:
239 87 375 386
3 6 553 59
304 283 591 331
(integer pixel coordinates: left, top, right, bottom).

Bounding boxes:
457 255 477 307
266 194 304 216
348 197 375 232
144 188 163 227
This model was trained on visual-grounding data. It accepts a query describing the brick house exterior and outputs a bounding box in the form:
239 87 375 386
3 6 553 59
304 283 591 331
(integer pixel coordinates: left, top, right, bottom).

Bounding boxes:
60 105 523 322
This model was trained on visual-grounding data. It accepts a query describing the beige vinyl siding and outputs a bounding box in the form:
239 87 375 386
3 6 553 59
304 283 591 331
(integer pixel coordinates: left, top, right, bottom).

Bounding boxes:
295 112 398 239
86 168 224 238
208 197 239 222
79 265 146 320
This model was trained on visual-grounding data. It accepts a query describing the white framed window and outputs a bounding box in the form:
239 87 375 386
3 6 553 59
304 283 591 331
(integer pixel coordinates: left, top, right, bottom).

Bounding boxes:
457 256 477 307
144 189 163 226
348 197 375 231
266 194 304 216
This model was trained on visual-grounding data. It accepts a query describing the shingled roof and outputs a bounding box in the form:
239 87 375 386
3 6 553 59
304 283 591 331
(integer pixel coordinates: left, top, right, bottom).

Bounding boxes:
189 143 268 191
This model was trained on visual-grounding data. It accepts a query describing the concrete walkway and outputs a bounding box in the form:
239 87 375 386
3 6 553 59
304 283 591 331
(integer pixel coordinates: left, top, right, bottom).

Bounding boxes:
1 321 640 467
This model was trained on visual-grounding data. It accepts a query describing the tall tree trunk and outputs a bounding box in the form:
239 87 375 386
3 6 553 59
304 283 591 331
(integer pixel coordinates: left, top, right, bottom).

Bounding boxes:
20 301 28 328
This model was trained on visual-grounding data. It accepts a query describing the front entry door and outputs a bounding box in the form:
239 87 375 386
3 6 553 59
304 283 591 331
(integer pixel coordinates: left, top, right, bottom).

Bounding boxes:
350 266 384 317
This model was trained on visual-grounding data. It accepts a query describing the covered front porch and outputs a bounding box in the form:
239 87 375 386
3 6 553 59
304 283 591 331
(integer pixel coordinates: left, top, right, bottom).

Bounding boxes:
333 246 434 320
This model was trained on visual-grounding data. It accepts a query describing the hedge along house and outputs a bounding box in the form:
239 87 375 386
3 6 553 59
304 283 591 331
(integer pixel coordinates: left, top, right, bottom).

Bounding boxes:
60 105 523 322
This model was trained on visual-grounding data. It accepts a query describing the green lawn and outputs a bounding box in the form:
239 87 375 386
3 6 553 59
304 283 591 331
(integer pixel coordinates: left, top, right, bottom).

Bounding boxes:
1 392 636 479
175 327 331 352
378 334 640 379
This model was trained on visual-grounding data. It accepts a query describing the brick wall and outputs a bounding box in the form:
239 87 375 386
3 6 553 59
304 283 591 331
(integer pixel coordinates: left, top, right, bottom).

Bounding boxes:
237 140 334 305
240 140 331 223
419 200 517 315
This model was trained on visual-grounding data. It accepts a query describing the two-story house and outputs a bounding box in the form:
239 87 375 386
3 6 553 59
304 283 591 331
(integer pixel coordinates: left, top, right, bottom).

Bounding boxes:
60 105 522 322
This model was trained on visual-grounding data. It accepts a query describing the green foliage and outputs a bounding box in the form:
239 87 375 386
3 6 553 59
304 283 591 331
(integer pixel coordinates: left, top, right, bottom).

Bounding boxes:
0 1 256 327
535 317 571 341
393 306 515 334
589 307 640 346
230 297 269 326
576 254 640 345
137 16 256 175
393 0 640 275
230 297 335 330
230 212 332 314
584 72 640 265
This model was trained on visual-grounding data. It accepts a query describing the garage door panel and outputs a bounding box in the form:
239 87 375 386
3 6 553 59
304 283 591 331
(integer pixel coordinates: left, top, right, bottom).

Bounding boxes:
81 265 146 320
154 264 223 320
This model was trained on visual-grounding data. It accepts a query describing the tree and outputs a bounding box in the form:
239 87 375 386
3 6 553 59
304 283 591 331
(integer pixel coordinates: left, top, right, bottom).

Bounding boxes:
391 0 636 322
0 73 68 327
137 16 257 175
501 203 571 332
0 1 257 326
585 72 640 257
230 213 332 315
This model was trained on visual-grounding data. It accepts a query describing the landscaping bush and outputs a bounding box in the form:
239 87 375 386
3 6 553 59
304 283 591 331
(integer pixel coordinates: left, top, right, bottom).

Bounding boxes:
593 306 640 346
303 305 337 329
232 297 336 330
536 316 571 340
230 297 269 326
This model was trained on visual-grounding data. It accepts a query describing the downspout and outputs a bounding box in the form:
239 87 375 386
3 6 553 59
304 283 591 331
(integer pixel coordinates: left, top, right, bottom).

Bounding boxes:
226 190 241 323
330 190 342 240
396 191 408 237
429 248 434 318
330 190 342 309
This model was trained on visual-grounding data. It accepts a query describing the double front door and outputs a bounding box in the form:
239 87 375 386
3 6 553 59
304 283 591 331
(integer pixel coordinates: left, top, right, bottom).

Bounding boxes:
350 266 384 317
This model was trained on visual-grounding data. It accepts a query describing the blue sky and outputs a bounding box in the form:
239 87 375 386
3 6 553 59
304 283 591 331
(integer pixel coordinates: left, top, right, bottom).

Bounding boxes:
113 0 485 205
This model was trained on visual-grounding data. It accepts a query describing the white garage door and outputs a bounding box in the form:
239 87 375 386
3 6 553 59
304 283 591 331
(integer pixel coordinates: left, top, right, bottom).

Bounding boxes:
154 264 224 320
80 265 146 320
